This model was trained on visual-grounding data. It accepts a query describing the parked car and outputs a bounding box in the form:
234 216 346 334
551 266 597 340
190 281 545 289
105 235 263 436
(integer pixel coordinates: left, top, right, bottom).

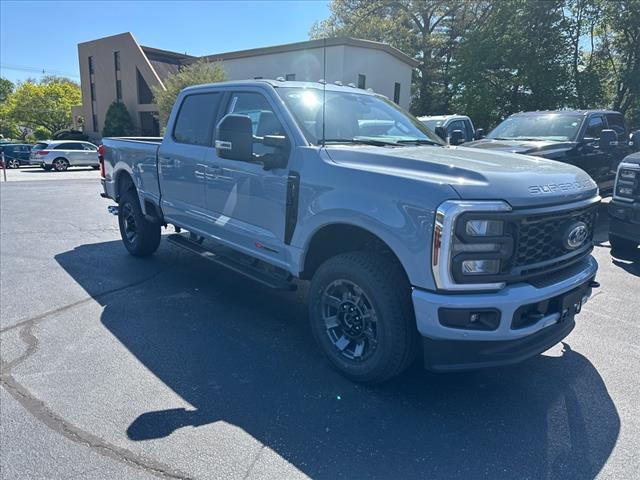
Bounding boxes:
609 151 640 251
100 80 599 383
466 110 634 194
0 143 32 168
418 115 482 145
30 140 100 171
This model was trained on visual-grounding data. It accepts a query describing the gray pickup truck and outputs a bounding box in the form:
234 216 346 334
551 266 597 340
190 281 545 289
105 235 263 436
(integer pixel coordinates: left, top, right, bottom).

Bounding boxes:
100 80 600 383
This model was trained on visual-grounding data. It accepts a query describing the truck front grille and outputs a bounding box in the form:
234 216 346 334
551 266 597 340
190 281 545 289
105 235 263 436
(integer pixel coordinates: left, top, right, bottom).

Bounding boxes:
506 204 597 280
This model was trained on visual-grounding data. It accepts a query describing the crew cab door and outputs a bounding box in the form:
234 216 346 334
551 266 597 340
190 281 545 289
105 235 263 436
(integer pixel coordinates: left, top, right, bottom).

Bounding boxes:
158 91 223 232
605 113 632 172
578 114 613 189
203 90 291 268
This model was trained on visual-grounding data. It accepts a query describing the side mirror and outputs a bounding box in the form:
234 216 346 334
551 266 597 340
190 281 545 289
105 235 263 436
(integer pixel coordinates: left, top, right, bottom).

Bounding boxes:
630 130 640 152
215 114 253 161
262 135 288 149
474 128 485 140
598 129 617 151
450 129 465 146
434 126 447 142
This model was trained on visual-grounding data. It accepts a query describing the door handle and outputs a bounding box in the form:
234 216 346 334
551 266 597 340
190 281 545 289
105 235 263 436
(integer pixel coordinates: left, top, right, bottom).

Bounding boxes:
206 165 223 176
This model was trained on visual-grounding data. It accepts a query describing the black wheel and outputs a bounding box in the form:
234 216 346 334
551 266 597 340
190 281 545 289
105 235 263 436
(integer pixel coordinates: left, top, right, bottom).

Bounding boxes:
91 165 100 170
7 158 20 169
309 251 417 384
117 189 161 256
52 157 69 171
610 234 638 252
42 164 52 171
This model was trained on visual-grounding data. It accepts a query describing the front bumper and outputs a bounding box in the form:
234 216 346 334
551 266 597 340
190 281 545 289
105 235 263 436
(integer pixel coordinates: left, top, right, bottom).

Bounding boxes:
412 255 598 371
609 200 640 242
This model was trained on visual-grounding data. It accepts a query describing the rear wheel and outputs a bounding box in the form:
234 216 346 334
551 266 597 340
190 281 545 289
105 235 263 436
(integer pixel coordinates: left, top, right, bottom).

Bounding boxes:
610 234 638 252
52 157 69 171
309 251 417 384
7 158 20 169
118 189 161 256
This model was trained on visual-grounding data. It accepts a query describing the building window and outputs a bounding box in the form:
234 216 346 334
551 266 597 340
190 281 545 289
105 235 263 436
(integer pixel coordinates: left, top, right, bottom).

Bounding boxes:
90 82 96 102
136 68 154 104
358 74 366 89
285 73 296 81
92 114 98 132
116 80 122 101
394 82 401 104
114 51 120 71
88 56 94 74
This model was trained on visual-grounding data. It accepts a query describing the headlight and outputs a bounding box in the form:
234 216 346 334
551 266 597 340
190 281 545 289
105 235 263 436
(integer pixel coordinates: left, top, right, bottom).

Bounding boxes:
461 259 501 275
465 219 504 236
432 200 512 291
619 169 637 181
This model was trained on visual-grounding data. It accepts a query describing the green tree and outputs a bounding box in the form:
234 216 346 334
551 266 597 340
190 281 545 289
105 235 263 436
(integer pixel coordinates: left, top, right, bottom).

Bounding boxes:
0 77 16 138
152 60 226 126
453 0 572 129
3 76 81 135
0 77 13 103
311 0 490 114
102 101 134 137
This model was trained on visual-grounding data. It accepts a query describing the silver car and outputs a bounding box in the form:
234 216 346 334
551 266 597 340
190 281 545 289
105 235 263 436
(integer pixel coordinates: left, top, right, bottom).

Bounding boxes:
30 140 99 171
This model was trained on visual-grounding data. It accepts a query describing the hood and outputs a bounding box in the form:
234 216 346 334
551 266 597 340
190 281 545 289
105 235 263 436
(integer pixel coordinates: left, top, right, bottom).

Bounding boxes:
325 144 598 208
466 138 576 159
622 151 640 166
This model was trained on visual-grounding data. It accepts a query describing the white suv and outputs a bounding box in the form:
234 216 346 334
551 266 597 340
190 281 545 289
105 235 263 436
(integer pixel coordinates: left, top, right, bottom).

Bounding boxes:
30 140 99 171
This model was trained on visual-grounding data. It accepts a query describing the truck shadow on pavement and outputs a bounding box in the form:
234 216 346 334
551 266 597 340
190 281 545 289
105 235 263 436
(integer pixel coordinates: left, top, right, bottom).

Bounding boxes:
55 240 620 480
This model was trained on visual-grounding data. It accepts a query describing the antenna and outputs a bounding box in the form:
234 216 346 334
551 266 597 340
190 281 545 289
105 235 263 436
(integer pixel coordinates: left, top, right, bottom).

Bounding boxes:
322 37 327 147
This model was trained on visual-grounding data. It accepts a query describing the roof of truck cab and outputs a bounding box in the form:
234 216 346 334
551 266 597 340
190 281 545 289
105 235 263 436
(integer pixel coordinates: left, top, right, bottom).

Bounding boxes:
511 109 622 116
182 79 378 96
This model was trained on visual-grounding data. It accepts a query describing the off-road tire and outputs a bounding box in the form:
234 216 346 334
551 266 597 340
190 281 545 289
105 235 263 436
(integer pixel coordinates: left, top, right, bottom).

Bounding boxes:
118 189 161 256
309 251 418 384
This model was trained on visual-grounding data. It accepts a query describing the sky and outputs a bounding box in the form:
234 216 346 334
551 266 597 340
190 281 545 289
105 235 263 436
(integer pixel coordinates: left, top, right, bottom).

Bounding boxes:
0 0 331 84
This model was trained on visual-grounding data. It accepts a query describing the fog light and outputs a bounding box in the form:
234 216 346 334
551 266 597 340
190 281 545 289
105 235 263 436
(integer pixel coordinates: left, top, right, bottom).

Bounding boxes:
466 219 503 236
617 185 634 196
462 259 500 275
439 308 500 331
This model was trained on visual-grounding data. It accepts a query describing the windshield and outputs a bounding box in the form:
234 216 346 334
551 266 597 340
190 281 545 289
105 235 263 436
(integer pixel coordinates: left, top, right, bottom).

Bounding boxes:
276 87 443 146
488 114 583 142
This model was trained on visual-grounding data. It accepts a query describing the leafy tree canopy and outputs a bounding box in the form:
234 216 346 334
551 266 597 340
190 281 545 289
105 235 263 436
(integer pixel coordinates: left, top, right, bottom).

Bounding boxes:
102 101 134 137
152 60 226 126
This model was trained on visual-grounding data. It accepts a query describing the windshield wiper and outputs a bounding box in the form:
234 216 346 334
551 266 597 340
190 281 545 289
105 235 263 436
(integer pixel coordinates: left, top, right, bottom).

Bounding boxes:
396 139 440 146
322 138 399 146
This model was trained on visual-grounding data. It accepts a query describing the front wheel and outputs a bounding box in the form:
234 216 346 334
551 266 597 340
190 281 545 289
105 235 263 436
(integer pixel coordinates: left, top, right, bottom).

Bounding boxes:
309 251 417 384
610 234 638 252
7 158 20 169
118 189 161 256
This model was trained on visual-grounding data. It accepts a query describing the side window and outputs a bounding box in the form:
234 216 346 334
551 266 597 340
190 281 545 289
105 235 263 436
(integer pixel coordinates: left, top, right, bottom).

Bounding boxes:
83 143 97 151
173 92 222 146
605 114 627 139
447 120 465 137
227 92 286 158
584 116 604 139
55 143 71 150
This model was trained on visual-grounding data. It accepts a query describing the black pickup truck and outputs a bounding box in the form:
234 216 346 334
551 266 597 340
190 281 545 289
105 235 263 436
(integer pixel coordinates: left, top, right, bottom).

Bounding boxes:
467 110 639 194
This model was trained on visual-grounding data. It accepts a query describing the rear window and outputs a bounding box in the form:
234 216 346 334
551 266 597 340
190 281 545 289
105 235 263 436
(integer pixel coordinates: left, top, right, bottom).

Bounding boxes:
173 92 222 146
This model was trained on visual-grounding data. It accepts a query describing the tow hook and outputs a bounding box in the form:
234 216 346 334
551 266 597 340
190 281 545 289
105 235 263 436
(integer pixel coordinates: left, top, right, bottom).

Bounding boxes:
107 205 118 216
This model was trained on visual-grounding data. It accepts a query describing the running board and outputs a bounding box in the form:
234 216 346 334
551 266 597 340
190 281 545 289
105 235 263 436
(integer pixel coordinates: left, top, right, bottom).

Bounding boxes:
166 233 296 291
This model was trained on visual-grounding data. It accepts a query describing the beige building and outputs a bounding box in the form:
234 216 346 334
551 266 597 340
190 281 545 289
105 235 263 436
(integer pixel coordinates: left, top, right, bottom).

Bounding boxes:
76 32 418 140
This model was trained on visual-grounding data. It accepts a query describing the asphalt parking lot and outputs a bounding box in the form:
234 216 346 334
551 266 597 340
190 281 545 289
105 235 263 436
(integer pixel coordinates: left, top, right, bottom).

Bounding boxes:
1 177 639 480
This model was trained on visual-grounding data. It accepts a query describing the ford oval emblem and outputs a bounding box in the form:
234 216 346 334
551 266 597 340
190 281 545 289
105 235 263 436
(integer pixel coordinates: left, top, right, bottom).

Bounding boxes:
564 222 589 250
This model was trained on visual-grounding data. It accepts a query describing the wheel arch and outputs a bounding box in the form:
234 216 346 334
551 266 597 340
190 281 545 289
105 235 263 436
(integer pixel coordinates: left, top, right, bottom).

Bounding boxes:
299 223 411 285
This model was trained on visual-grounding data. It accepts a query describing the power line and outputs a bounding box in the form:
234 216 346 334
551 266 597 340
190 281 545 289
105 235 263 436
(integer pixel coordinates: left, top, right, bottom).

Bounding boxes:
0 64 80 79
